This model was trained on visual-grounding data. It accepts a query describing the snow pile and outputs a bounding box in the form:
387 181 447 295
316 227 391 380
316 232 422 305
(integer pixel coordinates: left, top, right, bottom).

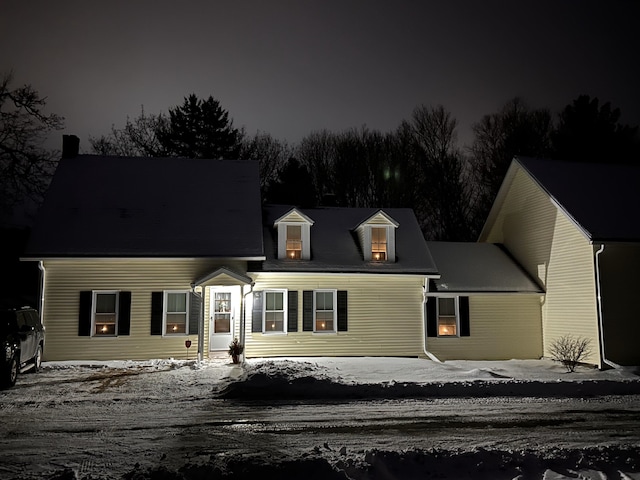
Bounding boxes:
214 357 640 400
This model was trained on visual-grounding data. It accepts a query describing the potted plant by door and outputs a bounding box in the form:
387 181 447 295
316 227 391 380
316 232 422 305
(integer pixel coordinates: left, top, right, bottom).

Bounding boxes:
228 338 244 364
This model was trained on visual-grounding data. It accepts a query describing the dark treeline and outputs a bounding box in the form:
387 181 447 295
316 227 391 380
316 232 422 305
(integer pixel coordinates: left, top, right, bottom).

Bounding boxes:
89 94 640 241
3 70 639 242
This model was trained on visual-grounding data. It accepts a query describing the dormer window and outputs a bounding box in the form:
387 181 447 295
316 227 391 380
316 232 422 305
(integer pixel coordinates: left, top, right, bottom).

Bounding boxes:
355 210 399 263
371 227 387 261
274 208 314 260
286 225 302 259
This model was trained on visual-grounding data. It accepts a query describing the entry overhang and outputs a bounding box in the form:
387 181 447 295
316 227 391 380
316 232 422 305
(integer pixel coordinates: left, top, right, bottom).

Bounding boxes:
192 267 253 287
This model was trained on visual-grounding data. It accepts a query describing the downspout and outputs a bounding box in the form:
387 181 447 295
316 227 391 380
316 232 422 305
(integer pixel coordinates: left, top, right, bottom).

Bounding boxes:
594 244 619 369
240 282 254 364
189 282 205 363
37 261 46 319
422 279 442 363
196 286 204 363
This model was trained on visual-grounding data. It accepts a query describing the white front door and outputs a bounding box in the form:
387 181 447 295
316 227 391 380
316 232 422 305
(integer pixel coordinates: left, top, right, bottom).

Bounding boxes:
209 287 237 351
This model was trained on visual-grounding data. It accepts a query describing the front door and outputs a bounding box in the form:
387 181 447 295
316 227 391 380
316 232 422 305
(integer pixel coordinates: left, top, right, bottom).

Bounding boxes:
209 288 236 351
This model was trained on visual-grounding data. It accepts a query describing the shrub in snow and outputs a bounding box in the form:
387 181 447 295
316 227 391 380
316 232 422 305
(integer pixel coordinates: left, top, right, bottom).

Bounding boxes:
548 335 593 372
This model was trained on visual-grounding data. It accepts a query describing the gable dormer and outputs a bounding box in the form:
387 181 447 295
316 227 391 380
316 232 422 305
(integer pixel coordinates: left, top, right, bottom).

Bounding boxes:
274 208 314 260
355 210 399 262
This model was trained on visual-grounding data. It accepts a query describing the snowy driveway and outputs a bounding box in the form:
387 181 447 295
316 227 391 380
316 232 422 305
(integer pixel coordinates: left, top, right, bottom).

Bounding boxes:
1 357 639 479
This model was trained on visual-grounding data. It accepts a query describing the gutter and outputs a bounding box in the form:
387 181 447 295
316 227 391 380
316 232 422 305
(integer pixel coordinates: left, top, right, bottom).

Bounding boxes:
422 278 442 363
594 244 619 369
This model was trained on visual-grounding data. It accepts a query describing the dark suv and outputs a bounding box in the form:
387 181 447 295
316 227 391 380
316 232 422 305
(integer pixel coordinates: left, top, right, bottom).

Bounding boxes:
1 307 45 388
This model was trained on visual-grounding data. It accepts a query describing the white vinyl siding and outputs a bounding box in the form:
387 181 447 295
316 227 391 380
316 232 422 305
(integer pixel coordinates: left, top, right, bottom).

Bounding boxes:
427 295 543 361
481 166 600 365
39 259 247 361
247 274 425 357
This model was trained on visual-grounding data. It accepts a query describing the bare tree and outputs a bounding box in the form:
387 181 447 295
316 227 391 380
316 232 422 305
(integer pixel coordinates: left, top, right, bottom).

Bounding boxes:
0 72 64 218
89 106 168 157
240 131 292 193
406 105 478 240
470 97 552 219
295 130 337 204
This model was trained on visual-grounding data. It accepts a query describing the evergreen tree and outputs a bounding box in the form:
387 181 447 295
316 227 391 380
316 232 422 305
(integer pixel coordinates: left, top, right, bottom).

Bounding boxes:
157 94 243 159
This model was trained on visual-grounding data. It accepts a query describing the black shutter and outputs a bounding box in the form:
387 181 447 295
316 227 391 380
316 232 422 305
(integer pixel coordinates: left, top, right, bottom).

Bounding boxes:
337 290 348 331
252 291 263 332
302 290 313 331
189 291 202 336
151 292 163 335
78 291 92 336
118 291 132 336
287 291 298 332
459 296 470 337
426 297 437 337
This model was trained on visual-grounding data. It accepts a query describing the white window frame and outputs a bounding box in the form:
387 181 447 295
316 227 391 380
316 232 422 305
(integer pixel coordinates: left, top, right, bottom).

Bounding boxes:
163 290 190 336
92 290 119 337
313 289 337 334
436 296 459 337
277 222 311 260
263 289 287 334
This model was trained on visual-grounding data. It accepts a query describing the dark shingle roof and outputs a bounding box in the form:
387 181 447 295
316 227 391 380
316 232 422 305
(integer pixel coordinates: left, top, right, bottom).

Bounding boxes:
517 157 640 243
24 156 264 258
426 242 543 294
251 206 438 274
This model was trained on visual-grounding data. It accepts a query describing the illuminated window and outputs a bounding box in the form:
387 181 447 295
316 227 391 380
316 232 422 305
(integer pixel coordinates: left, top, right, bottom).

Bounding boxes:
93 291 118 336
286 225 302 259
314 290 336 332
164 291 188 335
437 297 458 336
264 290 286 333
371 227 387 261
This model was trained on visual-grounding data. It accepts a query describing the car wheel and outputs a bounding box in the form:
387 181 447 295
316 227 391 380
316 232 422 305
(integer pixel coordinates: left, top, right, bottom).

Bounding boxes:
2 356 18 388
31 344 43 373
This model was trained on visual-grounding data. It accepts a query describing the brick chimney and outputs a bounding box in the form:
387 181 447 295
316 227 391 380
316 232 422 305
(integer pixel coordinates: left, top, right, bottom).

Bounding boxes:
62 135 80 159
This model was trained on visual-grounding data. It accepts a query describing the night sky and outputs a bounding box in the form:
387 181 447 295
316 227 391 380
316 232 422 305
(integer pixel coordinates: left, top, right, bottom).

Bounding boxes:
2 0 639 151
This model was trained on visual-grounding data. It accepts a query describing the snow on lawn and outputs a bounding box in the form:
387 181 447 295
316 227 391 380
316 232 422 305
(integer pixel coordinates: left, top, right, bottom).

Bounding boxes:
12 357 640 480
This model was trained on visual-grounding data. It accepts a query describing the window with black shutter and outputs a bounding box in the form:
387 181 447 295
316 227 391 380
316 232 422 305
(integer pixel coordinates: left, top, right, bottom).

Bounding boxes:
426 296 470 338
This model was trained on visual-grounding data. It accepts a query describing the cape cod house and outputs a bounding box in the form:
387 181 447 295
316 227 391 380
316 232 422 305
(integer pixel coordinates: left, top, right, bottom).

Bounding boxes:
479 156 640 367
23 138 636 367
23 141 449 361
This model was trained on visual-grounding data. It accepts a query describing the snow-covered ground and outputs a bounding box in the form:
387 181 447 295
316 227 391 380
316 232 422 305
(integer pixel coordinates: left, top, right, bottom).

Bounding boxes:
1 356 639 479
